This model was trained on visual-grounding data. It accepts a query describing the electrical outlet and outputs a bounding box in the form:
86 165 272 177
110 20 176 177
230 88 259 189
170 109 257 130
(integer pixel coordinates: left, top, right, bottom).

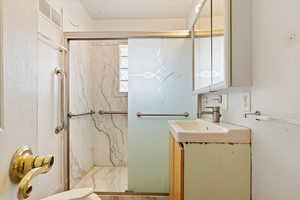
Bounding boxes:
289 31 300 43
242 93 251 112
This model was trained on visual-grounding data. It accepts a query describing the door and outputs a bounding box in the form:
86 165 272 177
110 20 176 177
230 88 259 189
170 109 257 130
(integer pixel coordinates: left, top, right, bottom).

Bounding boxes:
128 38 195 193
0 0 40 199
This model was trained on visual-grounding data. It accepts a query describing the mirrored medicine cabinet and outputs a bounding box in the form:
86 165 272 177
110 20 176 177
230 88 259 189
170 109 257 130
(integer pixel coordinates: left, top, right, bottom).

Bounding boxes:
192 0 252 94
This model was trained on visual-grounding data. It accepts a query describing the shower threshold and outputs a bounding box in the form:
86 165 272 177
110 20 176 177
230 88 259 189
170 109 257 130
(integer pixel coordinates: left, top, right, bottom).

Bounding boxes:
74 166 128 193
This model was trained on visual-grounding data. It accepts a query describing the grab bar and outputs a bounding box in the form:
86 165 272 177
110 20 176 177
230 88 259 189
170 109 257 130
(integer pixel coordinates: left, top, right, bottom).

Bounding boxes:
68 110 95 119
55 67 66 134
98 110 128 115
136 112 190 117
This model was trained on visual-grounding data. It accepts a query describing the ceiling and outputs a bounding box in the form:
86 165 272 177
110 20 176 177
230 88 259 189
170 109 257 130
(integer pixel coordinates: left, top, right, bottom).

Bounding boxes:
80 0 195 19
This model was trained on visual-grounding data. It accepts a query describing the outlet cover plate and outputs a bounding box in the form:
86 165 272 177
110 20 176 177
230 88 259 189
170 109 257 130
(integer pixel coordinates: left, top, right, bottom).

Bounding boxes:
242 92 251 112
221 94 228 111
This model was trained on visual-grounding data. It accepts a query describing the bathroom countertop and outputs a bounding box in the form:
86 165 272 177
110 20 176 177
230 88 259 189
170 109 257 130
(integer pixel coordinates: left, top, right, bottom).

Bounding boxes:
168 119 251 144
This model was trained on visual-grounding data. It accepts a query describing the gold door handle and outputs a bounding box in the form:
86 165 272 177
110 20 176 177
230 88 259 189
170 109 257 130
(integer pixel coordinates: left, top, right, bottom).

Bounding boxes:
18 167 50 200
10 146 54 200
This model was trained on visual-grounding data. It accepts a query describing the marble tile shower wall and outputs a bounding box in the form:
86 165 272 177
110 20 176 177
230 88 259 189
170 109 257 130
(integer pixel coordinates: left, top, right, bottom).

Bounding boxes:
70 41 128 187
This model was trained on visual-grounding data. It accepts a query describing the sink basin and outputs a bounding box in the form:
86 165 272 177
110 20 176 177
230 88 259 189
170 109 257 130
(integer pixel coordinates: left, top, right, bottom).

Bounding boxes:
168 119 251 143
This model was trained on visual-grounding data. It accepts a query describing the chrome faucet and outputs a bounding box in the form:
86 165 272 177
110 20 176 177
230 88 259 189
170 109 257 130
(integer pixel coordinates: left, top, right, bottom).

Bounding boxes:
201 106 222 123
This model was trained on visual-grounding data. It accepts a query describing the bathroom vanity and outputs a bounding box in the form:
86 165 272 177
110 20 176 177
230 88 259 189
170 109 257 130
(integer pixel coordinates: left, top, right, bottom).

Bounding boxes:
168 120 251 200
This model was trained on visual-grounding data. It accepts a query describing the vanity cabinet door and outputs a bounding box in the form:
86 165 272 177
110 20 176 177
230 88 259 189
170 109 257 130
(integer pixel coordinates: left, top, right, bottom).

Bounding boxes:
184 144 251 200
169 136 184 200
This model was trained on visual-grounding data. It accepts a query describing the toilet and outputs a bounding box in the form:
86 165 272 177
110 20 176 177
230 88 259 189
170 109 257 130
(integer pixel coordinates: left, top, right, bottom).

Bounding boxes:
41 188 101 200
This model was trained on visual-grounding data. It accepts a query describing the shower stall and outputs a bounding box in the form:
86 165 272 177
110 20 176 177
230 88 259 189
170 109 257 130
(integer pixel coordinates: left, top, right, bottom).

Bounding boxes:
65 32 195 194
69 40 129 192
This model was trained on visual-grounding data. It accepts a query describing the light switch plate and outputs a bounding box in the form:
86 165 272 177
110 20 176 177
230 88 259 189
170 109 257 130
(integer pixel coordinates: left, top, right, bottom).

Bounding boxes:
242 92 251 112
221 94 228 111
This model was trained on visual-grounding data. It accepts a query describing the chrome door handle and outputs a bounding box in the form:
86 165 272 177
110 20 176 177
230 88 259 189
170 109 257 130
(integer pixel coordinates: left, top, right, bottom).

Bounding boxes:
55 67 66 134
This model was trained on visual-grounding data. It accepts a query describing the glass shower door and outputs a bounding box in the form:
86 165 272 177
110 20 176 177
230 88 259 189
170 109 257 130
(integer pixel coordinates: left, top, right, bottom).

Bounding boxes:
128 38 195 193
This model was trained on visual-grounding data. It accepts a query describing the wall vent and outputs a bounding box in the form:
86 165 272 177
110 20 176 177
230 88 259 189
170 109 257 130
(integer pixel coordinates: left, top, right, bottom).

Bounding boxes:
39 0 51 19
39 0 62 28
51 8 62 27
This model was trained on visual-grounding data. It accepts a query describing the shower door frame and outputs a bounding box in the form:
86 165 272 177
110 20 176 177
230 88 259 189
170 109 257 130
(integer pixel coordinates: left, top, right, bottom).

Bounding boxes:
63 31 191 193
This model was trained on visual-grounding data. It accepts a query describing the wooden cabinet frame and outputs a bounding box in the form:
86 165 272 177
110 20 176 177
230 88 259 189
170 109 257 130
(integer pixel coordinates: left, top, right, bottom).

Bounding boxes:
169 135 184 200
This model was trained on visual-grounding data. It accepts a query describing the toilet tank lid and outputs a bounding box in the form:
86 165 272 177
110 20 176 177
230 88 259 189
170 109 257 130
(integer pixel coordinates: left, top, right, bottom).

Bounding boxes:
41 188 94 200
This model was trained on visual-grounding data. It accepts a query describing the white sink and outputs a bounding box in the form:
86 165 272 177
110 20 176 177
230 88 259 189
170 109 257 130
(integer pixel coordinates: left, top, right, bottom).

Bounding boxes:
168 119 251 143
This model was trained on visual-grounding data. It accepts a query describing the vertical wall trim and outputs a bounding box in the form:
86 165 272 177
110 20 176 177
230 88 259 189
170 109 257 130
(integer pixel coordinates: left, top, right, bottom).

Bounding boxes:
64 37 70 191
0 0 4 131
